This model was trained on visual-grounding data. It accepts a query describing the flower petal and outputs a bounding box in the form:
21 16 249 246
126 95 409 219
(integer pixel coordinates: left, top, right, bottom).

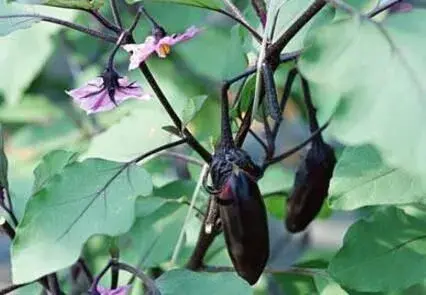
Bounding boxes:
66 76 150 114
123 36 157 70
66 77 103 100
165 26 201 46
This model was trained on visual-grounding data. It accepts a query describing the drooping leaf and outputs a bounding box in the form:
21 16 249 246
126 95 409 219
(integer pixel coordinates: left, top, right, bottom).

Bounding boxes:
298 10 426 188
32 149 78 192
156 269 252 295
329 207 426 292
330 145 426 210
11 159 153 284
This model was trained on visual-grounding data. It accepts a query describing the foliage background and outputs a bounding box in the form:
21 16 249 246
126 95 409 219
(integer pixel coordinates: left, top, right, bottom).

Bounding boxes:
1 0 426 294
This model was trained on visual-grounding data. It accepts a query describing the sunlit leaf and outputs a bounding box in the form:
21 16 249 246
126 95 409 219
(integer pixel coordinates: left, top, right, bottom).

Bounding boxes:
156 269 252 295
330 145 426 210
329 207 426 292
11 158 152 284
299 10 426 188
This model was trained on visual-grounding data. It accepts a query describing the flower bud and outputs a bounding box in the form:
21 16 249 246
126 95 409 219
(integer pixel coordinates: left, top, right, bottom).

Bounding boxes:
285 142 336 233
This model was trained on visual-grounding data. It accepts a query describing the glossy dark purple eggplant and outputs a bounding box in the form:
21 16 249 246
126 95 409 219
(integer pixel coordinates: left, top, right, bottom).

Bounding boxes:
217 170 269 285
285 141 336 233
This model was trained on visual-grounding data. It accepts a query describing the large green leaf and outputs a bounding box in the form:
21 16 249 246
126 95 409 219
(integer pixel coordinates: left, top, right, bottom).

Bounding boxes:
330 145 426 210
298 10 426 188
32 149 77 192
0 4 76 104
119 200 187 268
0 1 39 36
84 100 172 162
11 158 153 284
329 207 426 292
156 269 252 295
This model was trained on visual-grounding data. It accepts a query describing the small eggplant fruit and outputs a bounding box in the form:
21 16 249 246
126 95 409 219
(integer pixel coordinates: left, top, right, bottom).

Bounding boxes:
210 148 269 285
285 141 336 233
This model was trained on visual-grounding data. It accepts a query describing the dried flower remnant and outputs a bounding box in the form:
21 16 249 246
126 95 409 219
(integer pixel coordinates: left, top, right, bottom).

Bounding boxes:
66 67 150 114
123 26 201 70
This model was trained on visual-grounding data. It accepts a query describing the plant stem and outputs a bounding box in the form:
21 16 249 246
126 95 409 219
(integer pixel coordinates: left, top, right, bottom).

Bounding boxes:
267 0 326 64
86 9 121 33
264 121 330 166
109 0 123 29
0 283 30 295
47 274 62 295
211 8 262 42
368 0 402 17
78 258 94 284
137 61 212 163
0 14 117 43
116 262 160 294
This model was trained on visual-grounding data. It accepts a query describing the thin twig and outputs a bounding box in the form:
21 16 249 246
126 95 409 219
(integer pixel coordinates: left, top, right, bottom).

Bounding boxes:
264 121 330 166
0 14 117 43
368 0 402 17
78 258 94 284
86 9 121 33
137 61 212 163
109 0 123 29
116 262 160 295
47 274 62 295
161 151 204 166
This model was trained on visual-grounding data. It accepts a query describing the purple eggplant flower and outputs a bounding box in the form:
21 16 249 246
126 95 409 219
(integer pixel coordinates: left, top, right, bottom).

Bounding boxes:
66 67 151 114
123 26 201 70
96 285 131 295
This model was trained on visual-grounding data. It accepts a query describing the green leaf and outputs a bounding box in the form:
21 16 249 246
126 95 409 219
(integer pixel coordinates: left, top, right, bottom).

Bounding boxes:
0 1 39 36
314 275 348 295
181 95 208 129
16 0 105 9
0 126 8 190
298 10 426 189
330 145 426 210
11 158 153 284
153 180 197 200
258 164 294 195
126 0 223 10
84 100 172 162
32 150 78 193
0 95 62 123
329 207 426 292
156 269 252 295
119 200 187 268
0 5 76 104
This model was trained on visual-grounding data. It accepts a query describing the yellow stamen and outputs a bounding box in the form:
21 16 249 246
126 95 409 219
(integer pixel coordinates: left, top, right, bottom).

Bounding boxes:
158 44 171 57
